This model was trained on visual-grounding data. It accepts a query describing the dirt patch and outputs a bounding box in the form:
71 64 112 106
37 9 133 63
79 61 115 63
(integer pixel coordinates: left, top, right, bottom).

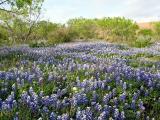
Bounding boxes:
137 22 155 30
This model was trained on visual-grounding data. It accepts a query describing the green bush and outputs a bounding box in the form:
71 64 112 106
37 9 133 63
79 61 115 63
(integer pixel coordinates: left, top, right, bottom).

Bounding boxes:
138 29 153 36
29 41 48 48
154 22 160 39
95 17 139 42
67 18 97 40
0 17 158 47
67 17 138 42
47 27 75 45
131 36 152 48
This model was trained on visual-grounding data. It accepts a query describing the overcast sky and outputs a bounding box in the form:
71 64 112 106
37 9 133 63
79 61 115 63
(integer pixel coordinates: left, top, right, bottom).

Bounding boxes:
42 0 160 23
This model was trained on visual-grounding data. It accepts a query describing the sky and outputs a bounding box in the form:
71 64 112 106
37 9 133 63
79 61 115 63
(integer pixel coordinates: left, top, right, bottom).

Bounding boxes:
42 0 160 23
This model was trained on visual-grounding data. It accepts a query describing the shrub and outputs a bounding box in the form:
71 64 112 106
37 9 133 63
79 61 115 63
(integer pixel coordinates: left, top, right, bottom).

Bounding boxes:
154 22 160 39
138 29 153 36
29 41 48 48
131 36 152 48
47 27 75 45
95 17 139 42
67 18 98 40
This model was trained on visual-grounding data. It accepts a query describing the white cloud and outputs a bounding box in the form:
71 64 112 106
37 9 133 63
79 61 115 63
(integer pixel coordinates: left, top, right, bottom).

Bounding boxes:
42 0 160 23
123 0 160 19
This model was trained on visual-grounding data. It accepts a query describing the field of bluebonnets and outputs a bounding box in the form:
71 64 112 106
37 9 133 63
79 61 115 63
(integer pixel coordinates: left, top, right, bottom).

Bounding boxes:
0 42 160 120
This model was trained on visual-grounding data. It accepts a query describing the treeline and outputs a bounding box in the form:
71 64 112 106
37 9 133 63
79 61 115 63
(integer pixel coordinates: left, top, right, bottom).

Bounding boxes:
1 16 160 47
0 0 44 45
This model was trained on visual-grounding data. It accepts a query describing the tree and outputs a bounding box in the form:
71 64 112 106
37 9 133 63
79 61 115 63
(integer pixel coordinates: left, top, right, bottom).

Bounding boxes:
0 0 32 12
35 21 60 40
67 18 98 39
0 0 44 44
95 17 138 42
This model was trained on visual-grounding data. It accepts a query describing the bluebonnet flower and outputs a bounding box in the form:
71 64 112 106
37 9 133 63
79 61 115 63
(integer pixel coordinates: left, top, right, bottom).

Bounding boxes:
113 108 119 119
94 103 102 112
26 96 31 104
30 101 38 111
29 87 34 94
103 94 110 104
140 86 144 93
145 90 149 96
2 102 9 110
120 111 125 120
120 80 123 86
50 112 57 120
119 92 126 103
42 106 49 113
86 107 93 118
72 93 88 106
107 86 111 91
98 111 108 120
138 100 145 111
56 100 62 109
76 107 93 120
101 81 106 89
131 100 136 110
91 91 99 102
124 103 129 109
62 97 70 107
103 105 111 115
0 98 2 109
57 113 70 120
2 42 160 119
12 83 16 91
39 91 44 97
76 108 82 120
133 92 138 100
38 77 43 85
136 111 141 119
123 82 127 90
113 97 118 107
13 112 19 120
148 79 153 87
12 100 17 108
28 74 34 83
112 88 116 97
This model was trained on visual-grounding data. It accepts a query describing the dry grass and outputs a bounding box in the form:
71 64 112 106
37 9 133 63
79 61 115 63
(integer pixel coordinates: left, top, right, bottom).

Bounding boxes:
136 21 159 30
137 22 154 29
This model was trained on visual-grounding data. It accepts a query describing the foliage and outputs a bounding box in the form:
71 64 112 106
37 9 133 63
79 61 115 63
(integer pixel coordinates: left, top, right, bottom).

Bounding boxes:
67 18 98 39
138 29 153 36
0 0 32 11
0 25 7 38
47 26 76 45
154 22 160 39
29 41 47 48
35 21 60 40
0 0 44 44
0 15 159 47
95 17 139 42
67 17 139 43
131 35 152 48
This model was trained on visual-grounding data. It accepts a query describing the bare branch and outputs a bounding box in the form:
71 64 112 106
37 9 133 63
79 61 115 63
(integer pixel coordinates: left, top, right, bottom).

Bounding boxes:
0 8 17 14
25 11 41 41
0 0 7 5
0 8 26 15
